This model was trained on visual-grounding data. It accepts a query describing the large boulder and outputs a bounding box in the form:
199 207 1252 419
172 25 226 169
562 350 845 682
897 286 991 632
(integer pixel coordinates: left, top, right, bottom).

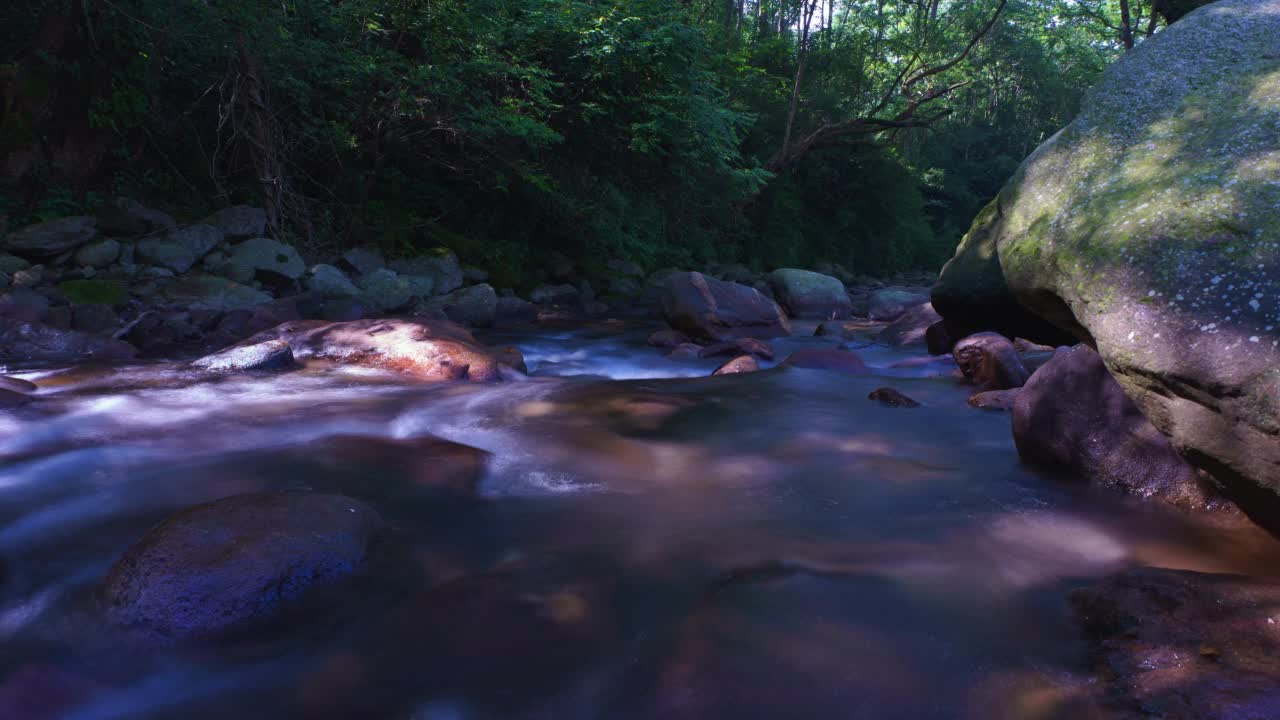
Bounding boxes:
137 225 222 273
1012 345 1221 511
233 318 523 381
659 272 791 342
1073 567 1280 719
931 199 1072 345
766 269 851 319
101 493 389 643
1 217 97 258
969 0 1280 523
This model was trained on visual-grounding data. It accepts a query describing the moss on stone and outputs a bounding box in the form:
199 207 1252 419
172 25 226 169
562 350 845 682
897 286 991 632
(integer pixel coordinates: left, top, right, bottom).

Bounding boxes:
57 279 128 306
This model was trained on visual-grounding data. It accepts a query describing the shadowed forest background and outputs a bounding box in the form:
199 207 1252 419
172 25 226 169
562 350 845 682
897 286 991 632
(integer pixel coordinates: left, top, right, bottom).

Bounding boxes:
2 0 1173 285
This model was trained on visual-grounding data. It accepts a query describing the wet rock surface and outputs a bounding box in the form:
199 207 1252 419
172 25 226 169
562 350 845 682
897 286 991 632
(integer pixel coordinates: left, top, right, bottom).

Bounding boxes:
1073 567 1280 719
660 271 791 342
231 318 522 381
1013 346 1223 511
953 332 1030 391
101 492 392 643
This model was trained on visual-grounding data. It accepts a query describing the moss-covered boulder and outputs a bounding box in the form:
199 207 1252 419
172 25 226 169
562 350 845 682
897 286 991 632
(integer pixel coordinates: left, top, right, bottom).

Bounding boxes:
766 269 851 319
933 199 1076 345
975 0 1280 522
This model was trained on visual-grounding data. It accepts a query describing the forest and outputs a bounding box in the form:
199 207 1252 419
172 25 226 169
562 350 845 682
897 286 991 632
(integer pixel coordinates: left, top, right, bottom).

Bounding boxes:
2 0 1168 281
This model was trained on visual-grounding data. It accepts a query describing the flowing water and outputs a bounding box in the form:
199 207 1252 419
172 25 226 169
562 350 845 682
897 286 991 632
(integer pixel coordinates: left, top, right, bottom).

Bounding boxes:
2 321 1279 719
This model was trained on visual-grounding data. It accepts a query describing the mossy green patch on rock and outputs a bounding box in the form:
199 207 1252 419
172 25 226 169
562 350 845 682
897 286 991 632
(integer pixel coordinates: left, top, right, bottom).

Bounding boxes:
953 0 1280 522
57 279 127 306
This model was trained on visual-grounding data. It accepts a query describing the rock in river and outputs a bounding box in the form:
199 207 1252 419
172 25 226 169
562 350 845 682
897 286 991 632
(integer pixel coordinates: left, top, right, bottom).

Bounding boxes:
659 271 791 342
937 0 1280 525
1073 567 1280 719
101 492 391 643
229 318 523 381
766 268 851 319
1012 345 1223 511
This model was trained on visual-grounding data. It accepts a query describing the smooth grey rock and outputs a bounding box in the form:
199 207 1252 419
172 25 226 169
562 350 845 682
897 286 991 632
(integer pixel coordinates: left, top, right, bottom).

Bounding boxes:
193 338 295 372
305 264 359 298
1 217 97 258
74 239 121 268
137 225 223 273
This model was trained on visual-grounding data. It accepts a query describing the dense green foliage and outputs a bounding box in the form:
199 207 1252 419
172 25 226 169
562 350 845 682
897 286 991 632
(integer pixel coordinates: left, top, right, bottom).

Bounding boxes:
1 0 1162 279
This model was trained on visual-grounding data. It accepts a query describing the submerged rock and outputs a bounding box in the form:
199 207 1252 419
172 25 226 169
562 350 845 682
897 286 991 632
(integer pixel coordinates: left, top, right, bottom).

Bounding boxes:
968 389 1020 412
698 337 774 360
1072 567 1280 719
0 388 32 408
231 318 522 381
660 271 791 342
1012 346 1222 511
648 328 692 348
101 492 390 643
953 332 1030 391
783 348 869 375
868 388 920 408
878 303 943 347
766 268 851 319
940 0 1280 525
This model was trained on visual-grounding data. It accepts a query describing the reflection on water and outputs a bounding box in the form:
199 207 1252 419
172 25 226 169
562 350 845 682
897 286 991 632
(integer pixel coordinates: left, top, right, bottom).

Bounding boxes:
2 322 1279 719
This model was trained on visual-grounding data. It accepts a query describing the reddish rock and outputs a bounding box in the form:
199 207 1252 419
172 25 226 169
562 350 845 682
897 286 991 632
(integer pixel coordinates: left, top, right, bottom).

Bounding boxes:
647 328 691 348
699 337 774 360
868 388 920 408
1072 567 1280 720
783 348 869 375
302 435 489 496
968 389 1020 412
878 303 943 347
712 355 760 376
659 271 791 342
953 332 1030 390
0 375 36 394
229 318 522 382
668 343 704 359
1012 346 1223 511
